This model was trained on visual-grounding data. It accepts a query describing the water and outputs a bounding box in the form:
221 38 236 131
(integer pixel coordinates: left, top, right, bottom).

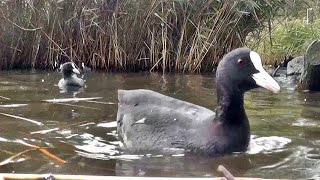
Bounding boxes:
0 71 319 179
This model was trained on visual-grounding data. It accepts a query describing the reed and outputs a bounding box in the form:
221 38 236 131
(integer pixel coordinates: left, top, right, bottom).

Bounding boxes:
0 0 300 72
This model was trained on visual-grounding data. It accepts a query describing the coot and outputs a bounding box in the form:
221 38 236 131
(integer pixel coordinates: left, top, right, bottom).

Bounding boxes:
58 62 85 89
117 48 280 156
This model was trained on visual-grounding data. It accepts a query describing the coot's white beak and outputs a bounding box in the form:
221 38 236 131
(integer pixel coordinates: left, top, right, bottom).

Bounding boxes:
71 63 80 74
73 68 80 74
250 51 281 93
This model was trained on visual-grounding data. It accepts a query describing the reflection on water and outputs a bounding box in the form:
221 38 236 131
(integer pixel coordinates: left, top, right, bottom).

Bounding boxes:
0 71 319 178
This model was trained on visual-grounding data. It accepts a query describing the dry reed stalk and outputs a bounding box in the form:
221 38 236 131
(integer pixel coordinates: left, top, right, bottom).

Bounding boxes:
175 18 187 71
0 0 301 72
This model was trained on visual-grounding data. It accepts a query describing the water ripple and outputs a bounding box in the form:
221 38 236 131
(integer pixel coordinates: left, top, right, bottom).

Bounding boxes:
292 118 320 127
247 135 292 154
74 133 120 158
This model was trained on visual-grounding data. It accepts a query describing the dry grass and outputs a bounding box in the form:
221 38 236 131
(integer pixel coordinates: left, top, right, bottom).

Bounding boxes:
0 0 296 72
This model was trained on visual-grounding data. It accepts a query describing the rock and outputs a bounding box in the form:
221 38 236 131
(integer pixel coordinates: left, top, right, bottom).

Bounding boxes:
287 56 304 76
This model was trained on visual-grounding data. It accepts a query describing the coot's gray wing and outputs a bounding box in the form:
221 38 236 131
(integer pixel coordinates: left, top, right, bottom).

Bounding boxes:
117 89 215 153
58 75 85 88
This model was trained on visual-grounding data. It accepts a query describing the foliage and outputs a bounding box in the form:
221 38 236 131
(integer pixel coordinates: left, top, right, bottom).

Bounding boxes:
250 20 320 64
0 0 310 72
246 0 320 65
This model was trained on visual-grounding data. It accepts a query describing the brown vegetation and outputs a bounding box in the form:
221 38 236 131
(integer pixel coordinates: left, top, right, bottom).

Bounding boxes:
0 0 296 72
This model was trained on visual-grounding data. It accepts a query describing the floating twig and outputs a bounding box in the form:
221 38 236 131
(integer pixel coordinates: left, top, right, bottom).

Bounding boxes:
0 95 11 100
52 102 101 110
43 97 103 103
217 165 235 180
85 100 116 105
0 149 34 166
30 128 59 135
31 121 89 135
0 104 28 108
15 140 67 164
0 112 43 126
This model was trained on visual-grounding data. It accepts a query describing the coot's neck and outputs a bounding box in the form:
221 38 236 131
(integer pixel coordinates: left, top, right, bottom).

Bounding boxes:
63 72 72 78
215 77 247 125
213 76 251 152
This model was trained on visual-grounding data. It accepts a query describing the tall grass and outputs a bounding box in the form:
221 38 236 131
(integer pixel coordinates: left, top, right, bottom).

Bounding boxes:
249 19 320 65
246 0 319 65
0 0 301 72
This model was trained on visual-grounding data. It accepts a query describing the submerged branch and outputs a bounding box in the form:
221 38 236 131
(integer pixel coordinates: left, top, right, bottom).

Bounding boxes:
15 140 67 164
0 149 34 166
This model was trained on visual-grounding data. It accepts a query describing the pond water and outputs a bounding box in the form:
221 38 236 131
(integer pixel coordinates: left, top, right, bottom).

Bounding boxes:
0 71 319 179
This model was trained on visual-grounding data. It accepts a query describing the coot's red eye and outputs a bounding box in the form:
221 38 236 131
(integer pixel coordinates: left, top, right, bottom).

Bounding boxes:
237 59 244 65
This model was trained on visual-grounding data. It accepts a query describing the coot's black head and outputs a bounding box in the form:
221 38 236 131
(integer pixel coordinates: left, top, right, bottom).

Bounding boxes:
60 62 80 78
216 48 280 93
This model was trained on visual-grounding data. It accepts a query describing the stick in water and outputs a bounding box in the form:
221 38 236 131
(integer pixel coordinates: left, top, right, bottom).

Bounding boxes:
217 165 235 180
0 112 43 126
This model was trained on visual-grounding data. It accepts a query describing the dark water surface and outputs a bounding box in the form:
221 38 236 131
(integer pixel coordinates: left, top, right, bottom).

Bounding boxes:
0 71 319 179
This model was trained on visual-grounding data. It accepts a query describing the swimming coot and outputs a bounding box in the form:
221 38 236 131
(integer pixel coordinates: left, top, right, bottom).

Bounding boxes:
58 62 85 89
81 62 92 73
116 48 280 156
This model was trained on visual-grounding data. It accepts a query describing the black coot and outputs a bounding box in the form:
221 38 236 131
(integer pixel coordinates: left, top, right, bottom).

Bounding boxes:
117 48 280 156
58 62 85 92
